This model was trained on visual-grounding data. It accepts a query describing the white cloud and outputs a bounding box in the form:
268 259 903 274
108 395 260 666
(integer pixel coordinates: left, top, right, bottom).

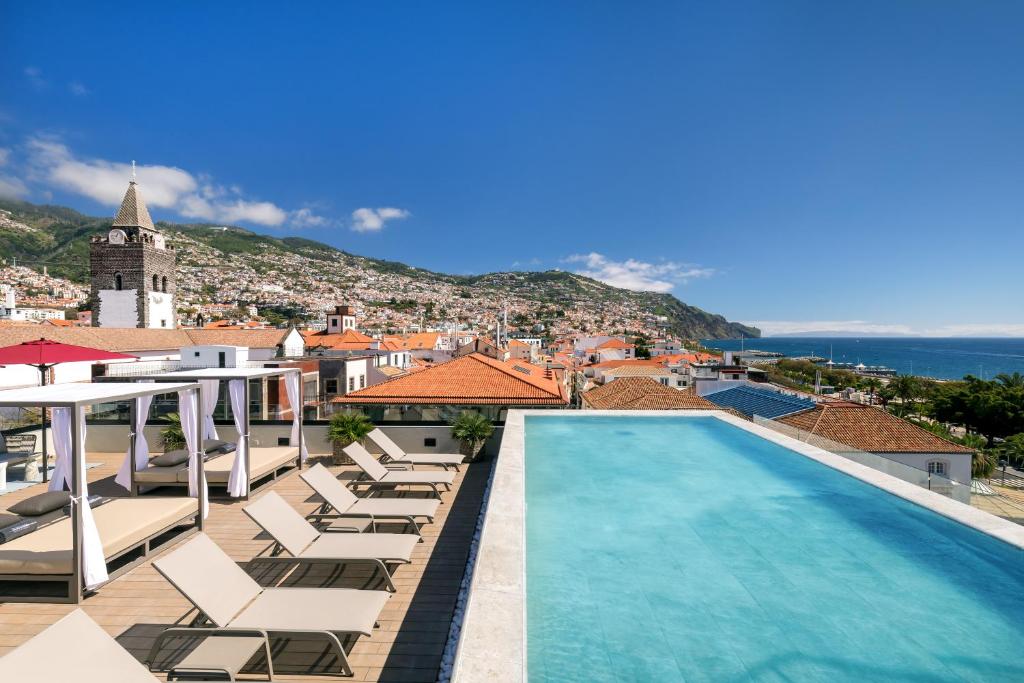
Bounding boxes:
290 207 328 228
21 137 310 227
351 207 410 232
564 252 715 292
750 320 1024 337
0 175 29 199
68 82 90 96
0 148 28 198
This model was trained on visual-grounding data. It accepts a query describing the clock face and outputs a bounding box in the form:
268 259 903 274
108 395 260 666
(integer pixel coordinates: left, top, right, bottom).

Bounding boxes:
153 235 166 249
108 229 127 245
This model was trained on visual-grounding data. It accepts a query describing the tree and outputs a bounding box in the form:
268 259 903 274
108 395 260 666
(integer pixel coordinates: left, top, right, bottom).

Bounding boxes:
861 377 882 402
888 375 922 417
995 372 1024 388
996 434 1024 468
929 378 1024 446
972 448 997 479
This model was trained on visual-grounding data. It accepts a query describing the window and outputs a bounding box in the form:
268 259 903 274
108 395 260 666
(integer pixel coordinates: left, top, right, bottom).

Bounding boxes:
325 379 339 394
160 319 167 328
348 377 355 392
359 374 365 389
114 272 123 290
161 276 168 292
152 274 159 290
927 461 947 476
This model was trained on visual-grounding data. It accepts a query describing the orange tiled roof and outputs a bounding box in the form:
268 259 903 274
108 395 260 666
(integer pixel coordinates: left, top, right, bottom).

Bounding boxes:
597 338 633 349
402 333 441 350
777 404 974 454
334 353 568 405
508 339 530 348
589 358 663 370
583 377 721 410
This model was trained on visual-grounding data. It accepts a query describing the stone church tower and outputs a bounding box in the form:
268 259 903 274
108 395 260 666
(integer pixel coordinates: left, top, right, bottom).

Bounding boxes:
89 174 177 328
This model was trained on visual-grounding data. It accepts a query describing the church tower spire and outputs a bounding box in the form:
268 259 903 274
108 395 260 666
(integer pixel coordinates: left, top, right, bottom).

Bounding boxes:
89 165 177 329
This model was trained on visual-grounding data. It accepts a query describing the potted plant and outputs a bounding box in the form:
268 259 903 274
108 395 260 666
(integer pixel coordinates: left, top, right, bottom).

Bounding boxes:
450 411 494 462
328 411 374 465
161 412 186 452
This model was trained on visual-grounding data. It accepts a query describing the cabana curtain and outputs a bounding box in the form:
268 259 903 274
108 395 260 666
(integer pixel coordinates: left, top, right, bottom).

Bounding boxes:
285 371 309 462
178 389 208 519
114 392 153 491
199 379 220 441
227 379 248 497
50 407 108 589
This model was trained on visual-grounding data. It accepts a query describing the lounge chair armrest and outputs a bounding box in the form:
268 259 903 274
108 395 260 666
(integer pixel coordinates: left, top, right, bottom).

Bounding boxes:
384 463 413 471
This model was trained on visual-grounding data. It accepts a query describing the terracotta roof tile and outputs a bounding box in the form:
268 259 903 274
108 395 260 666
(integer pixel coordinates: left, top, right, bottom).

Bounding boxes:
334 353 568 405
583 377 722 410
777 404 974 453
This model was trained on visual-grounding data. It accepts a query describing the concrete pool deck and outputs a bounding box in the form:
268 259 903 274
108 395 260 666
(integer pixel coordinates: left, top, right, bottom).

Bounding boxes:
452 409 1024 683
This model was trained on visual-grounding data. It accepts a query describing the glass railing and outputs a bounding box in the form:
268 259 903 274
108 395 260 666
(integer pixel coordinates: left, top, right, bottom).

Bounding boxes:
753 415 971 503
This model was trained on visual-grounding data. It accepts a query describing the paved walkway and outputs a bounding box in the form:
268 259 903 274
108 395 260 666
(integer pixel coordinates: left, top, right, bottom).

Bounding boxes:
0 451 489 681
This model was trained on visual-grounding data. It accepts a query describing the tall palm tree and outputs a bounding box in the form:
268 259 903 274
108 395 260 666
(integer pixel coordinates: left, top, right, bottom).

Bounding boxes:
995 372 1024 388
889 375 921 417
861 377 882 403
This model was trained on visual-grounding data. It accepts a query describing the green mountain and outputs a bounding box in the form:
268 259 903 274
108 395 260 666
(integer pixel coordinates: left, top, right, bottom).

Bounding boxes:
0 199 758 340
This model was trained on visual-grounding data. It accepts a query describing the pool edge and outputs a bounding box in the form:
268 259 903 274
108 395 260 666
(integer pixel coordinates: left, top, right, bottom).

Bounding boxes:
450 409 1024 683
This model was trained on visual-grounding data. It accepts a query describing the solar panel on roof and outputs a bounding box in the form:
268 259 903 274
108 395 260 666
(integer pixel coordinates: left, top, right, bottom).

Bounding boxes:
703 384 815 419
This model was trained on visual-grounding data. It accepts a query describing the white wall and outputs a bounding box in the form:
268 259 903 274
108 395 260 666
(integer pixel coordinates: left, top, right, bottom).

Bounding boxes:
97 288 139 328
882 451 972 488
146 291 174 328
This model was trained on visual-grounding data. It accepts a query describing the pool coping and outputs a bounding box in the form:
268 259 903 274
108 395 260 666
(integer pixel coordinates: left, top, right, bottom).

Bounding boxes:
450 409 1024 682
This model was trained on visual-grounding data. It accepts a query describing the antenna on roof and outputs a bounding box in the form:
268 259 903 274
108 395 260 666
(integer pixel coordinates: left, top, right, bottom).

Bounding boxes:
131 160 137 182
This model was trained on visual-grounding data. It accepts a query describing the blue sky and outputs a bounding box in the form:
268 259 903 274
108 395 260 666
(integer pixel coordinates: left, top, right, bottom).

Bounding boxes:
1 1 1022 336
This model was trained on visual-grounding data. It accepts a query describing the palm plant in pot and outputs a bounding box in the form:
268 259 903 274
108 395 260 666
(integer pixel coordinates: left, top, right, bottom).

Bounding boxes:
450 411 494 462
328 411 374 465
161 412 186 452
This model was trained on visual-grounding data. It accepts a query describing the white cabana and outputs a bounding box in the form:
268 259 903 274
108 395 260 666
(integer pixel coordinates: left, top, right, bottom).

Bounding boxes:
0 381 203 603
116 367 307 500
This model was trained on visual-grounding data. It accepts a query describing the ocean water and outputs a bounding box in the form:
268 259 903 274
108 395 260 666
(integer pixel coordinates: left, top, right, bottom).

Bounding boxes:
702 337 1024 381
526 415 1024 682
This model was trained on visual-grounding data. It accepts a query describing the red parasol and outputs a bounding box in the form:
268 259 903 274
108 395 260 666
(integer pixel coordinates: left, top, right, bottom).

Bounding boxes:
0 339 136 482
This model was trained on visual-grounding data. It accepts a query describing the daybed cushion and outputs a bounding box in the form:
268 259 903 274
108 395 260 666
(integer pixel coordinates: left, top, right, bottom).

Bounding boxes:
0 512 21 529
201 446 298 484
8 491 70 517
151 449 189 467
134 462 188 484
0 496 198 575
203 439 235 454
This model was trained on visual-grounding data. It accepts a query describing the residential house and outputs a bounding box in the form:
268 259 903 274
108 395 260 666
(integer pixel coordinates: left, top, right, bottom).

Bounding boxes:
776 402 975 486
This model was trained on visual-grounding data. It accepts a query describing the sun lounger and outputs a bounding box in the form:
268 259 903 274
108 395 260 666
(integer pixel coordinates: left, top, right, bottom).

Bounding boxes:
242 491 418 591
300 463 439 537
367 428 464 471
151 533 390 677
343 443 455 499
0 609 158 682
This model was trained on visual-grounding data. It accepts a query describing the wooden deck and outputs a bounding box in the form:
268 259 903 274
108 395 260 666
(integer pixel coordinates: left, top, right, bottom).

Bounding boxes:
0 451 490 681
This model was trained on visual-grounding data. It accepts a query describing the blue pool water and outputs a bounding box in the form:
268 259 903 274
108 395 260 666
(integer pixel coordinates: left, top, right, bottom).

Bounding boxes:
525 416 1024 682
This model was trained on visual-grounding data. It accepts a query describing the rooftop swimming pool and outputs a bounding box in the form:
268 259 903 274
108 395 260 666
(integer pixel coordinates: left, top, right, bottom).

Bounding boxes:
522 415 1024 682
